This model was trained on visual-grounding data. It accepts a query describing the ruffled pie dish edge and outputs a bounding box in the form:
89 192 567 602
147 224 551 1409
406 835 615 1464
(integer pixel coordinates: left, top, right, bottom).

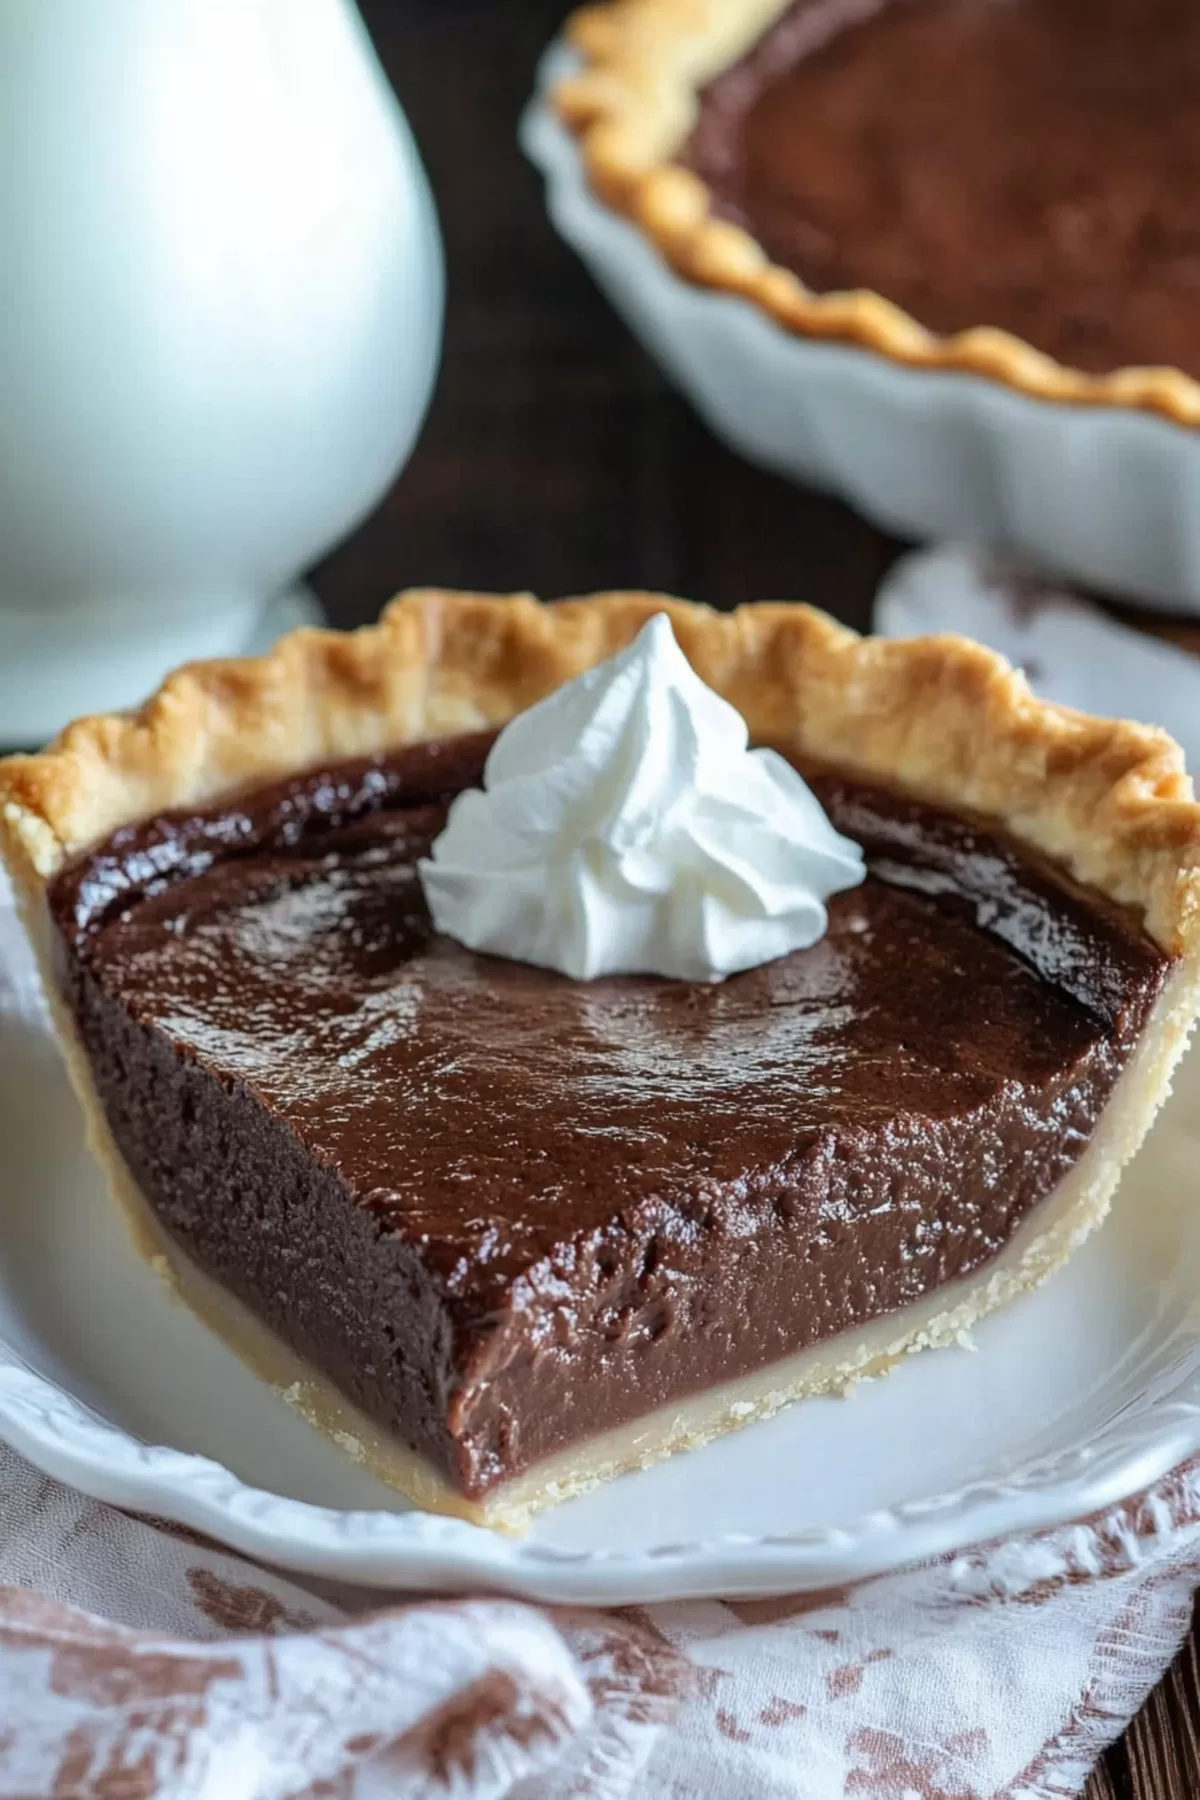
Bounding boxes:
553 0 1200 429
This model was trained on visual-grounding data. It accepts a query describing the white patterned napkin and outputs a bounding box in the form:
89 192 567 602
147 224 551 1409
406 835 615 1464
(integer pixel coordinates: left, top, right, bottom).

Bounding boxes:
4 548 1200 1798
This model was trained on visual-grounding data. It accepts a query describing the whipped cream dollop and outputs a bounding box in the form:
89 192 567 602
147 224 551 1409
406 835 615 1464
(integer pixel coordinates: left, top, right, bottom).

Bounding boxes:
419 614 865 982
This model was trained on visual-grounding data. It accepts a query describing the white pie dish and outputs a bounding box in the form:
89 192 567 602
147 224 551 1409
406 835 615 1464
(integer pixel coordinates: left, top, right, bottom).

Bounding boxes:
522 46 1200 615
2 912 1200 1604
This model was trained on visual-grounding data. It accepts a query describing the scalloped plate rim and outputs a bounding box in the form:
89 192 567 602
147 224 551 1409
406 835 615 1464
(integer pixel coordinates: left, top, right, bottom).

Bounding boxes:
1 1346 1199 1603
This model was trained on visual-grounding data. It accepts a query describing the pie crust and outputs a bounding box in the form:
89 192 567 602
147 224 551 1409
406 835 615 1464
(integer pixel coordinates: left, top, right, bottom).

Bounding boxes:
554 0 1200 427
4 588 1200 1528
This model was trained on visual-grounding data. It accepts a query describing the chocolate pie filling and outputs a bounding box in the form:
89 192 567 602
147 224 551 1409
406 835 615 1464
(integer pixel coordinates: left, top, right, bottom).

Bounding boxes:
683 0 1200 376
49 733 1168 1501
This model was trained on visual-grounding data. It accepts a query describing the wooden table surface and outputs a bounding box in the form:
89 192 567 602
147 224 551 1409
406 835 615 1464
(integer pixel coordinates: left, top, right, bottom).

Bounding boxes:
311 5 1200 1791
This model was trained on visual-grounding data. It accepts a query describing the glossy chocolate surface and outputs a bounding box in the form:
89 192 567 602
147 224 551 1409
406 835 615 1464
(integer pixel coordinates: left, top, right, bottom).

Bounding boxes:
683 0 1200 376
50 733 1168 1497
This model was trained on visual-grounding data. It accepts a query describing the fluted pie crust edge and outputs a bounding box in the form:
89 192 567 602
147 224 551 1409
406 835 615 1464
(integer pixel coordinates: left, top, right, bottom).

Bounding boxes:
3 588 1200 1527
4 589 1199 955
553 0 1200 428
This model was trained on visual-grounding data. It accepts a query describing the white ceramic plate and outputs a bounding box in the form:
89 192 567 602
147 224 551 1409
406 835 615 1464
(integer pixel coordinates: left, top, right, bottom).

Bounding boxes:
522 48 1200 613
3 939 1200 1604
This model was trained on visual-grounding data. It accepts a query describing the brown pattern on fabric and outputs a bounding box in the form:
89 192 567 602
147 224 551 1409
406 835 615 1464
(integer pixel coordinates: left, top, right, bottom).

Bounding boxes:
0 1587 239 1711
715 1707 753 1743
828 1663 863 1700
52 1726 161 1800
185 1567 316 1636
0 1588 130 1655
0 1588 241 1799
0 1579 595 1800
342 1734 382 1756
827 1649 893 1701
48 1644 224 1709
541 1610 687 1797
845 1725 986 1799
611 1609 715 1705
303 1667 570 1800
407 1670 568 1785
296 1778 353 1800
758 1695 808 1727
562 1611 691 1725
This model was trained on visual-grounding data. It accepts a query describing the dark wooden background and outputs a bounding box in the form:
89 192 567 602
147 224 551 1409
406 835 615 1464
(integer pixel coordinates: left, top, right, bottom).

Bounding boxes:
310 5 1200 1792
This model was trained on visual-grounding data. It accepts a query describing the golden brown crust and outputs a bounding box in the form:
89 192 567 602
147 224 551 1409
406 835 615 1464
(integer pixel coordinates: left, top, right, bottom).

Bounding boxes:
2 588 1200 962
554 0 1200 428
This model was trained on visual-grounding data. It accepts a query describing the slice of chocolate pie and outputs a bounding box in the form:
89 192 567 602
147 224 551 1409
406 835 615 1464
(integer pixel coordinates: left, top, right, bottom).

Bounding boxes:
3 591 1199 1530
557 0 1200 420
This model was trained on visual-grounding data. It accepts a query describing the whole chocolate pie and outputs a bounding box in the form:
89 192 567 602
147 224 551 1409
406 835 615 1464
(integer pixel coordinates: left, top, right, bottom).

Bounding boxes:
557 0 1200 421
3 591 1200 1529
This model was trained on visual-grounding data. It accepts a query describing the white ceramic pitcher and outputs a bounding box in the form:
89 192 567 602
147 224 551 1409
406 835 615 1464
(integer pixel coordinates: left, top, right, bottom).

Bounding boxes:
0 0 443 744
